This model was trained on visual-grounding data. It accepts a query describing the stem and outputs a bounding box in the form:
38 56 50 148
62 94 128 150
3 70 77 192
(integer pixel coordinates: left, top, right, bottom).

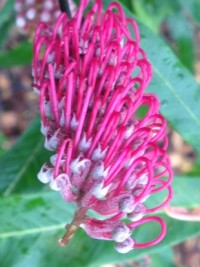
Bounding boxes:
58 207 87 246
58 0 72 19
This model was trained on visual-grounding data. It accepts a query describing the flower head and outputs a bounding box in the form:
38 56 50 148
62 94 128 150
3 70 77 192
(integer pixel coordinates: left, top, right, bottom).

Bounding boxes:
14 0 76 31
32 0 173 253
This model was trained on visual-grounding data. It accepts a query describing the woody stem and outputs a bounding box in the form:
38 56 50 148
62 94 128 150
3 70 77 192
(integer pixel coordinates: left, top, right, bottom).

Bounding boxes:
58 207 88 246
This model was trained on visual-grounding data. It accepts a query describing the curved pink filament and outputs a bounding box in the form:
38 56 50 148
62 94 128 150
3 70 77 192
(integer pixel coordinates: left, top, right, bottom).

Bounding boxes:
146 186 173 213
47 63 59 124
87 92 122 158
39 81 49 125
54 138 71 177
52 13 68 39
129 216 167 249
74 86 93 151
64 72 74 131
87 98 101 139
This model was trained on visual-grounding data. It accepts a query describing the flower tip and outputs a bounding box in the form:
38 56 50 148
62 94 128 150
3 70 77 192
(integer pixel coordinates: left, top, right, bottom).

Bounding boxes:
37 163 53 184
112 224 131 242
115 237 135 254
119 196 135 213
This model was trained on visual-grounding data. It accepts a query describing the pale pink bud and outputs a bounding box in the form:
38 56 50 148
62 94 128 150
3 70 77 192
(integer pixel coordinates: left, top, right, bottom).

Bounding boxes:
37 163 53 184
112 223 131 242
115 237 135 254
128 203 146 222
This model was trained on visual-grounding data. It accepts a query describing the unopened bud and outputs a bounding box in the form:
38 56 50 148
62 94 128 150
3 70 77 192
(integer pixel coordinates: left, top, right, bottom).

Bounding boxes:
127 203 146 222
119 196 135 213
37 164 53 184
112 224 130 242
115 237 134 253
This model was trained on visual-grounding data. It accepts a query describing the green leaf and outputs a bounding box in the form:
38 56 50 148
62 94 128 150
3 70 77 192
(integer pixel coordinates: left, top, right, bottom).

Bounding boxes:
186 161 200 176
0 0 15 48
130 0 195 72
0 18 14 49
150 176 200 210
145 42 200 152
0 193 72 237
131 0 179 33
0 41 32 67
118 0 133 12
173 177 200 206
165 10 195 72
151 247 176 267
1 177 200 267
0 132 7 155
0 211 199 267
0 117 51 196
178 0 200 26
113 0 200 155
0 0 14 27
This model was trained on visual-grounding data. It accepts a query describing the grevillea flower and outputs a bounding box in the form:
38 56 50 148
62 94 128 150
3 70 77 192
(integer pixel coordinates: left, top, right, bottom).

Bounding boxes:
14 0 76 31
32 0 173 253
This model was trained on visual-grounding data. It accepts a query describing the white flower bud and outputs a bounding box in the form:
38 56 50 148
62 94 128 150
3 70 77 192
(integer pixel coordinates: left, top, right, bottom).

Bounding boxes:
92 179 111 199
119 196 135 213
91 145 107 161
70 157 91 175
127 203 145 222
37 164 53 184
50 155 56 167
44 129 61 151
112 224 130 242
138 174 148 185
40 11 51 22
92 161 109 180
78 133 92 152
16 16 26 28
40 122 49 135
26 8 36 20
44 101 52 117
44 0 54 10
115 237 134 254
49 173 69 191
124 125 134 139
70 114 78 130
59 110 65 127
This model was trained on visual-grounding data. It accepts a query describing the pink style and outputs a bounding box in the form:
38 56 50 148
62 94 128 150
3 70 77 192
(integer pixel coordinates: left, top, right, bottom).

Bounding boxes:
32 0 173 253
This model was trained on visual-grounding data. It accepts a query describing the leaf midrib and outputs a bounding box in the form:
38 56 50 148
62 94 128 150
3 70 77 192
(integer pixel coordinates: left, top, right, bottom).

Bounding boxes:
0 224 65 239
153 66 200 128
3 138 44 196
0 205 197 239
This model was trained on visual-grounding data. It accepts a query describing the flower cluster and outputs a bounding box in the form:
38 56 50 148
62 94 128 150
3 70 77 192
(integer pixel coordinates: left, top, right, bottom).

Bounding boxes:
32 0 173 253
14 0 76 31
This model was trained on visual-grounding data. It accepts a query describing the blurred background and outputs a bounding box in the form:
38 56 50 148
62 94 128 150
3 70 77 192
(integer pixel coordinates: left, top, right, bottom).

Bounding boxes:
0 0 200 266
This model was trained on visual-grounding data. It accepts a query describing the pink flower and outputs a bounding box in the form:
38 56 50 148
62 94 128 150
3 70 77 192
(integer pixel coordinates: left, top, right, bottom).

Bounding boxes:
14 0 76 31
32 0 173 253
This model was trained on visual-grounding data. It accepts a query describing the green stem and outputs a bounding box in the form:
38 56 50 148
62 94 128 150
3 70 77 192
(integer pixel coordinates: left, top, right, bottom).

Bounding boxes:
58 207 87 246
